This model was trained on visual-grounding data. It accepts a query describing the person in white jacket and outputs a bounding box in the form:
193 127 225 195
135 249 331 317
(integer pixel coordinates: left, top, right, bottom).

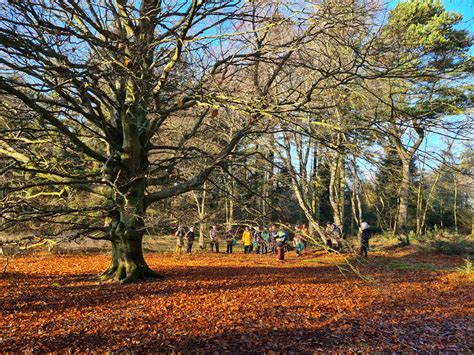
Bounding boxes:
209 225 219 253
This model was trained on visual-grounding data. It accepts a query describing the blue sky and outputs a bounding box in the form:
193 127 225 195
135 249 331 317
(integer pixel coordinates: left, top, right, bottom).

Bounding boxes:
442 0 474 27
437 0 473 48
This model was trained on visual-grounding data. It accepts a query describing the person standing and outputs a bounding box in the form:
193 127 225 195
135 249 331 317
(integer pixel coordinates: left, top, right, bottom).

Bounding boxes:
225 230 234 254
253 227 262 254
360 222 372 257
324 222 333 249
269 225 277 254
249 227 255 253
276 236 286 261
242 226 252 254
293 229 304 257
331 223 342 249
261 226 270 254
277 226 287 243
175 225 186 256
185 227 195 254
276 226 287 261
209 225 219 253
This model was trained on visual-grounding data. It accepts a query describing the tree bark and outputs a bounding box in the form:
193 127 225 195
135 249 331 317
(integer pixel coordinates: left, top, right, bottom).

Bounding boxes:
310 141 321 221
350 159 362 234
192 183 207 249
328 149 345 231
396 159 410 244
100 156 164 283
453 171 458 234
416 151 425 235
101 233 161 284
389 118 424 244
280 137 327 244
224 173 234 231
420 169 441 234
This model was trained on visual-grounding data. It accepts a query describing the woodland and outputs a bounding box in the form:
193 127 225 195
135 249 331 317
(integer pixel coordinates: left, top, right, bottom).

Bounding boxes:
0 0 472 352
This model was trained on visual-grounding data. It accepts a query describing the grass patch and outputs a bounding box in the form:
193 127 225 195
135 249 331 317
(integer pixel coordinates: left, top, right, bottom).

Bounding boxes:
371 258 452 272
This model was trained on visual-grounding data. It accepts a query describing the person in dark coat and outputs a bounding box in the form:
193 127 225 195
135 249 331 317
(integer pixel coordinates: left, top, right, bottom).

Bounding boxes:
225 230 234 254
269 225 278 254
276 227 287 261
360 222 372 257
325 222 334 249
253 227 262 254
185 227 195 254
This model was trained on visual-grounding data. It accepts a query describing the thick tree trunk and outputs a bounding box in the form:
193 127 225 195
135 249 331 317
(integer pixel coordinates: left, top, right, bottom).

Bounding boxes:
389 120 424 244
416 152 425 235
101 234 162 284
339 158 346 234
101 149 163 283
440 199 444 228
416 179 423 235
397 160 410 244
199 221 206 249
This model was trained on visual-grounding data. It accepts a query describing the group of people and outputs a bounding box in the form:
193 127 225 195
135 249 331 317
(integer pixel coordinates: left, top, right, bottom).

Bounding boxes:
240 225 306 261
174 221 372 259
174 224 308 260
174 225 195 255
323 221 372 257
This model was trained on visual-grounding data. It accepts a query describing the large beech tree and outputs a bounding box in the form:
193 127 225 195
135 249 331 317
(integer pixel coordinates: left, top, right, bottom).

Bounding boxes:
0 0 277 282
0 0 374 282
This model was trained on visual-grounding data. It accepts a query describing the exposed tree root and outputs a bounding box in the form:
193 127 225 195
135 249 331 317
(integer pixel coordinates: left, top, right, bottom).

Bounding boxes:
100 263 164 284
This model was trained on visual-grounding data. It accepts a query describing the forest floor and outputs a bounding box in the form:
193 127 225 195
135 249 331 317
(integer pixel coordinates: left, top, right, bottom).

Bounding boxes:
0 247 472 352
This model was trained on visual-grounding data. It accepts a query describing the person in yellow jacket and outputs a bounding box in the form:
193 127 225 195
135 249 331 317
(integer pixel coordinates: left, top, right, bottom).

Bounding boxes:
242 226 252 254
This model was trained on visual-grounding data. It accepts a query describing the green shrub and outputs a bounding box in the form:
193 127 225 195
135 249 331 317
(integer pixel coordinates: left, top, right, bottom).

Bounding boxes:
430 238 473 256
